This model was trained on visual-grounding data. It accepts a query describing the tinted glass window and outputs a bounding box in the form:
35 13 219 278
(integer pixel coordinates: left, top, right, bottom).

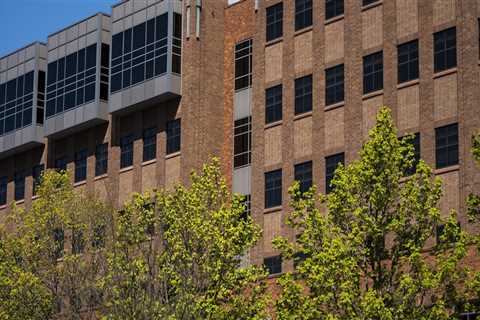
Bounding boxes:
325 153 344 193
133 22 146 50
363 51 383 94
74 149 87 182
294 161 312 193
166 119 181 154
295 0 312 31
435 123 458 169
265 84 282 124
398 40 419 83
14 171 25 201
112 33 123 59
95 143 108 176
295 75 312 114
143 127 157 162
266 3 283 42
120 134 134 168
434 27 456 73
325 64 344 106
235 39 252 91
326 0 344 20
234 117 251 168
32 164 44 195
264 255 282 275
0 176 7 205
403 133 420 176
265 169 282 208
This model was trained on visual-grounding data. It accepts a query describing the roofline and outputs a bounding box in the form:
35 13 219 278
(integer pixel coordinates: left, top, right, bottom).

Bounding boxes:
47 12 111 39
0 41 46 61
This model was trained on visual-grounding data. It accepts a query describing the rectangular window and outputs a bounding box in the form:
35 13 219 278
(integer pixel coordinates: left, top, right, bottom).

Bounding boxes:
32 164 44 195
72 229 85 255
266 3 283 42
398 40 419 83
363 0 379 5
0 176 7 205
74 149 87 182
265 169 282 208
53 228 64 259
265 85 282 124
325 153 344 194
404 133 420 176
264 255 282 275
295 75 313 114
234 117 252 168
435 123 458 169
95 143 108 176
55 156 67 172
240 194 251 220
434 27 456 73
120 134 134 169
363 51 383 94
295 0 312 31
14 171 25 201
326 0 344 20
234 39 253 91
143 127 157 162
166 119 181 155
294 161 312 194
325 64 344 106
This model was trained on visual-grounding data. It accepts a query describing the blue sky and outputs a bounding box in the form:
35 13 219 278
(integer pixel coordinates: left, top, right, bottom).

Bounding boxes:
0 0 116 57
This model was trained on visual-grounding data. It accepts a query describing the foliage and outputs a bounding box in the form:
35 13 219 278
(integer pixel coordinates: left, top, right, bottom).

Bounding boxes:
273 107 469 319
0 170 113 320
101 158 268 320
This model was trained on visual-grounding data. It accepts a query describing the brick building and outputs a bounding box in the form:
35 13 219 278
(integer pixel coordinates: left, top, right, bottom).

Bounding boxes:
0 0 479 291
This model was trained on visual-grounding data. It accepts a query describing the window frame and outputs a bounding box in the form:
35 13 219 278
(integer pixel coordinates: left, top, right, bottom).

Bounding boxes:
234 117 252 168
325 64 344 106
435 123 459 169
295 74 313 115
434 27 457 73
266 2 284 42
264 255 282 275
166 119 181 155
95 143 108 176
120 134 134 169
325 0 344 20
14 171 25 201
74 149 88 183
265 84 282 124
325 153 344 194
143 127 157 162
398 40 419 84
265 169 282 208
363 51 383 94
295 0 313 31
294 161 313 194
234 39 253 91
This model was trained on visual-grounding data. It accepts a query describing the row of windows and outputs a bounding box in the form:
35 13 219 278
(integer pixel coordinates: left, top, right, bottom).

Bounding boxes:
0 120 182 204
262 123 459 209
0 71 39 136
267 0 382 42
120 118 181 168
110 12 182 94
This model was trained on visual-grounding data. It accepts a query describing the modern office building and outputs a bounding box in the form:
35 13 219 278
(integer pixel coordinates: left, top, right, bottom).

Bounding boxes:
0 0 480 284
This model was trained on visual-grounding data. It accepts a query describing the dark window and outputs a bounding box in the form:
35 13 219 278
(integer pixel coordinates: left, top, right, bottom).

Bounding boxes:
92 224 106 248
266 3 283 42
166 119 181 155
326 0 344 20
325 153 344 194
47 61 57 85
234 117 251 168
55 157 67 171
435 123 458 169
363 51 383 94
112 33 123 59
0 176 7 205
72 229 85 254
120 134 134 168
14 171 25 201
265 84 282 124
325 64 344 106
264 255 282 275
434 27 456 73
398 40 419 83
86 44 97 69
32 164 44 195
235 39 252 91
133 22 146 50
265 169 282 208
294 161 312 194
404 133 420 176
53 228 64 259
240 194 251 221
295 75 312 114
362 0 379 5
295 0 312 31
66 52 77 78
172 13 182 74
74 149 87 182
459 312 480 320
143 127 157 162
95 143 108 176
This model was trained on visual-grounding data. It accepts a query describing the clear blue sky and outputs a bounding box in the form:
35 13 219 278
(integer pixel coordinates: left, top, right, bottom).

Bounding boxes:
0 0 117 57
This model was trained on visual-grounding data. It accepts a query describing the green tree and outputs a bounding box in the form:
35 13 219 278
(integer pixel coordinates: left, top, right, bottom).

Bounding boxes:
102 159 268 320
273 107 469 319
0 170 113 320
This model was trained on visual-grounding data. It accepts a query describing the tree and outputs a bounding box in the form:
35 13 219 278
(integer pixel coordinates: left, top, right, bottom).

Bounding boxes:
102 158 268 320
0 170 113 320
273 107 469 319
